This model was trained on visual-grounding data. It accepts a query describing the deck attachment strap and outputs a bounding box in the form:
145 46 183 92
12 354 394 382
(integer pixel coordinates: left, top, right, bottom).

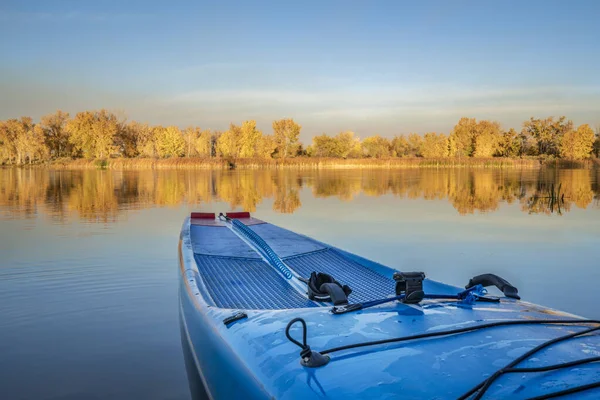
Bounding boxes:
285 318 330 368
306 272 352 305
466 273 520 300
223 312 248 326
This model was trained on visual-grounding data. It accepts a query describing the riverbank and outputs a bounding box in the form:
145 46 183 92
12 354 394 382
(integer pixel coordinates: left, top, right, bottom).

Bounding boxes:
5 156 598 170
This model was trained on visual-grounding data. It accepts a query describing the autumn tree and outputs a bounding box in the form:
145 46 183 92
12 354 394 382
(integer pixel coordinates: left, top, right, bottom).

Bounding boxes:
362 135 391 158
66 110 120 159
560 124 595 160
114 120 141 158
449 117 478 157
239 120 262 158
497 128 521 157
473 120 501 157
195 129 212 157
183 127 200 158
128 122 157 158
594 124 600 158
407 133 424 157
40 110 70 158
421 133 449 158
309 132 360 158
273 118 301 158
23 124 49 163
449 118 501 157
256 134 277 158
0 118 49 164
522 116 573 157
216 123 242 158
155 126 185 157
390 135 409 157
0 119 21 164
0 121 9 163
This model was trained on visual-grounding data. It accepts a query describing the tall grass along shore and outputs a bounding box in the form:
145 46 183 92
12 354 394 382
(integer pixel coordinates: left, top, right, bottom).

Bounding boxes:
39 156 599 170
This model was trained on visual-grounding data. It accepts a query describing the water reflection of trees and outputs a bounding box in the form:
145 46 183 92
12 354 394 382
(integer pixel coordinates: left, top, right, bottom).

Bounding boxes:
0 168 598 221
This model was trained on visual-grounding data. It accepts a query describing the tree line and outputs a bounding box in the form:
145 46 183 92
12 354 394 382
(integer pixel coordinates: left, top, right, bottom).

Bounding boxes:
1 110 599 165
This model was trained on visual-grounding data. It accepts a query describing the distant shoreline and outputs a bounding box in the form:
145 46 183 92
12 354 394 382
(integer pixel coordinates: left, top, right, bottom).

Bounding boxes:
8 157 597 170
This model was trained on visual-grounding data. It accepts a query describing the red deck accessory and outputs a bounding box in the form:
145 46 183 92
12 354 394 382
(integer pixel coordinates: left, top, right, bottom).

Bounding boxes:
191 212 216 219
226 212 251 219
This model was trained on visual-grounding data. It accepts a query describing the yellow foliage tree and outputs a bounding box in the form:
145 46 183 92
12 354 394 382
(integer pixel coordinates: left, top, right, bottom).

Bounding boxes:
522 116 572 156
66 110 120 159
421 133 449 158
155 126 185 158
256 134 277 158
407 133 423 157
40 110 70 158
217 124 242 158
0 118 49 164
239 120 262 158
272 118 301 158
497 128 521 157
195 129 212 157
310 131 360 158
130 122 158 158
362 135 391 158
183 127 200 157
473 121 501 157
449 117 478 157
391 135 409 157
560 124 595 160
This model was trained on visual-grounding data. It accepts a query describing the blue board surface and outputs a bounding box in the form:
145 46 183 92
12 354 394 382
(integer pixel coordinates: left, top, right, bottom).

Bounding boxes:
180 217 600 399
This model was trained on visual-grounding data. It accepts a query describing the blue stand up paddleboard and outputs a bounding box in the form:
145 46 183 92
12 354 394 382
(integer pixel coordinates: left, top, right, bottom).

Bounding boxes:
178 211 600 399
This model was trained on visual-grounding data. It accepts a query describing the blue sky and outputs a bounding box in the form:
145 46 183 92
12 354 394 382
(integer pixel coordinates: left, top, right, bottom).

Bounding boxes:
1 0 599 140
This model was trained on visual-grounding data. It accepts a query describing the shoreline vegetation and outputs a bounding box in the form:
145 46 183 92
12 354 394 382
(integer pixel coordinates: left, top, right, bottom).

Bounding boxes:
41 156 599 170
1 110 599 169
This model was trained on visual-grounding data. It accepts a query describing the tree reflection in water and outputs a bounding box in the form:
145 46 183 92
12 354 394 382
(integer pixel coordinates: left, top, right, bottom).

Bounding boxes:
0 167 598 221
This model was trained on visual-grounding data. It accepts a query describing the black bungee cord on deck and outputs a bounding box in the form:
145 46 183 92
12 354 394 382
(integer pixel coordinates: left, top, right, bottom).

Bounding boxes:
285 318 600 398
458 324 600 400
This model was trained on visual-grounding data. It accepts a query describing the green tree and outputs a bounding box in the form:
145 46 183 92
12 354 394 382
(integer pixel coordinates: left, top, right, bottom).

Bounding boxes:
272 118 301 158
156 126 185 157
362 135 391 158
560 124 595 160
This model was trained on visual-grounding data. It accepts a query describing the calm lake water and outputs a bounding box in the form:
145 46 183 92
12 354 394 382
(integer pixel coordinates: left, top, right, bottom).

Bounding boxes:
1 167 599 399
